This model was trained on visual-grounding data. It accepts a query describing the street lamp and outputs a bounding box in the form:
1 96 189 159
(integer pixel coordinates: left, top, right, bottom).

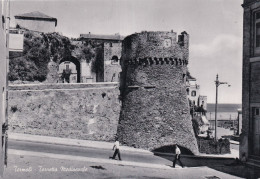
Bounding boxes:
214 74 230 141
236 108 242 136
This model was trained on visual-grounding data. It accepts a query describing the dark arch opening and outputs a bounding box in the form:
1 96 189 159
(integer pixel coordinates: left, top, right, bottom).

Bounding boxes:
111 55 119 63
59 56 81 83
148 57 153 65
152 144 194 155
174 58 178 65
179 59 182 65
186 88 190 95
169 58 174 65
154 57 159 65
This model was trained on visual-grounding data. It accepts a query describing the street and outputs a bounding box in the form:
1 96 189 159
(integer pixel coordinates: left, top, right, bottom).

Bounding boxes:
4 139 246 179
8 140 171 166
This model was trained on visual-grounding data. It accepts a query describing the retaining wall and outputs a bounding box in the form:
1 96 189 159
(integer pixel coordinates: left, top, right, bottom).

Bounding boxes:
8 83 121 141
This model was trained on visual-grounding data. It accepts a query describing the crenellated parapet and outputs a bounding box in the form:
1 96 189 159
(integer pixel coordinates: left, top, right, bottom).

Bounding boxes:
126 57 188 66
122 30 189 64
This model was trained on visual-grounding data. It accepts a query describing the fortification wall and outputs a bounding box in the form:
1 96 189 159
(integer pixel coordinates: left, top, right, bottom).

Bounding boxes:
118 31 198 154
8 83 121 141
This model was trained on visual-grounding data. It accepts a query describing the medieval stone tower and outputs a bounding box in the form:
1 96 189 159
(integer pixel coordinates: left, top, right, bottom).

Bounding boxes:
117 31 199 154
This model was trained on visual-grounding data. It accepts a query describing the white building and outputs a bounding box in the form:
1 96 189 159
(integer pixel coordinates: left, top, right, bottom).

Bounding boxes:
186 77 207 110
14 11 57 33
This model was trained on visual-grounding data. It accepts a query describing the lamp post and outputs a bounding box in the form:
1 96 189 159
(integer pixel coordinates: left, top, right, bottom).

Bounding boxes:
236 108 242 136
214 74 230 141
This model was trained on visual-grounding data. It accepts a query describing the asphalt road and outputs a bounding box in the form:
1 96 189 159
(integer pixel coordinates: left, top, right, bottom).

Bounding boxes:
9 139 238 168
8 139 171 165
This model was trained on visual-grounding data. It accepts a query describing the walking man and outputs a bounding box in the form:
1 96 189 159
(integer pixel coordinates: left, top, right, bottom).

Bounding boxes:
173 144 184 168
111 140 122 160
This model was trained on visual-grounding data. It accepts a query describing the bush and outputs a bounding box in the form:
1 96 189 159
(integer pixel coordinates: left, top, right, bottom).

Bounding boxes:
9 30 74 82
197 137 231 154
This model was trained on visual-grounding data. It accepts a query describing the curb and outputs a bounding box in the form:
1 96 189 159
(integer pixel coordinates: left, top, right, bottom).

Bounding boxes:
9 133 239 159
8 133 151 154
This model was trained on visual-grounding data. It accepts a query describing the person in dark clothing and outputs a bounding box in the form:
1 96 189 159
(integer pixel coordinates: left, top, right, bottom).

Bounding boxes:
173 145 184 168
110 140 122 160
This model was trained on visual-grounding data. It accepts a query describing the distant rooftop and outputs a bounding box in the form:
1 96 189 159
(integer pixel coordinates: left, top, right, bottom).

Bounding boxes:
186 71 196 80
80 33 124 41
15 11 57 26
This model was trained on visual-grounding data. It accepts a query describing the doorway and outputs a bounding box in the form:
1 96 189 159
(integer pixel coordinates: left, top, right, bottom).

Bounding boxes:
252 107 260 156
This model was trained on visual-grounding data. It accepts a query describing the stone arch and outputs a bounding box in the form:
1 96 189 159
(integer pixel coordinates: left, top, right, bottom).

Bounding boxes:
152 144 194 155
165 58 169 64
154 57 159 65
136 58 139 65
139 58 143 65
148 57 154 65
169 58 174 65
179 59 182 65
59 57 81 83
159 58 164 65
143 58 148 66
174 58 178 65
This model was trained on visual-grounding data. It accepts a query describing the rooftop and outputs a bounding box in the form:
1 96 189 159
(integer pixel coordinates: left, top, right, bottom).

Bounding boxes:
80 33 124 41
15 11 57 26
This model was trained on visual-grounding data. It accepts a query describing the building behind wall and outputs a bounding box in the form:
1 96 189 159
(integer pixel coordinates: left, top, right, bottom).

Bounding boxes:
241 0 260 165
186 76 207 111
0 0 9 175
78 33 123 83
14 11 57 33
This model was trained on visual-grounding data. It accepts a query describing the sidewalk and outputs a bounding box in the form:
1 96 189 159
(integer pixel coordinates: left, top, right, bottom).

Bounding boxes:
8 149 172 170
9 133 151 154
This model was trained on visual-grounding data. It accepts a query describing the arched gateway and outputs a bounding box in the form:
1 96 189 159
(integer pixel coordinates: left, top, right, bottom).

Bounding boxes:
58 57 81 83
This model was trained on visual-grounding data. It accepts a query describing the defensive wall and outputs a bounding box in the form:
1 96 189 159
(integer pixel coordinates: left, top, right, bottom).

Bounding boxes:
8 83 121 141
117 31 199 154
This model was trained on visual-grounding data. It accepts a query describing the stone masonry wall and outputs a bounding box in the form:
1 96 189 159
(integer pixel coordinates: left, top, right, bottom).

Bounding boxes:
8 83 121 141
240 2 255 159
118 31 198 154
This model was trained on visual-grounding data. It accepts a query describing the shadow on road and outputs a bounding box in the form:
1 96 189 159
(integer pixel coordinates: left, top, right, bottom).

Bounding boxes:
152 146 260 179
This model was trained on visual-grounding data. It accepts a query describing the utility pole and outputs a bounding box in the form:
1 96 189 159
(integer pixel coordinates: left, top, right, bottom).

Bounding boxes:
214 74 230 141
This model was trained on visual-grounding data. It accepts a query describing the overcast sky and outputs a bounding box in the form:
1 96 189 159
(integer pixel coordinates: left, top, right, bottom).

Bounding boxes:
10 0 243 104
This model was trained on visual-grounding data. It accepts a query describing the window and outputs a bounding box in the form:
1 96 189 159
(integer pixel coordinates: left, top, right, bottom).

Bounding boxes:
66 64 69 70
256 108 260 116
255 12 260 54
191 91 196 97
186 88 189 95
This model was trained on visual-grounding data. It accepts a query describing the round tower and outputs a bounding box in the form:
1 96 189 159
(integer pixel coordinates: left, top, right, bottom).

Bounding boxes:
117 31 198 154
